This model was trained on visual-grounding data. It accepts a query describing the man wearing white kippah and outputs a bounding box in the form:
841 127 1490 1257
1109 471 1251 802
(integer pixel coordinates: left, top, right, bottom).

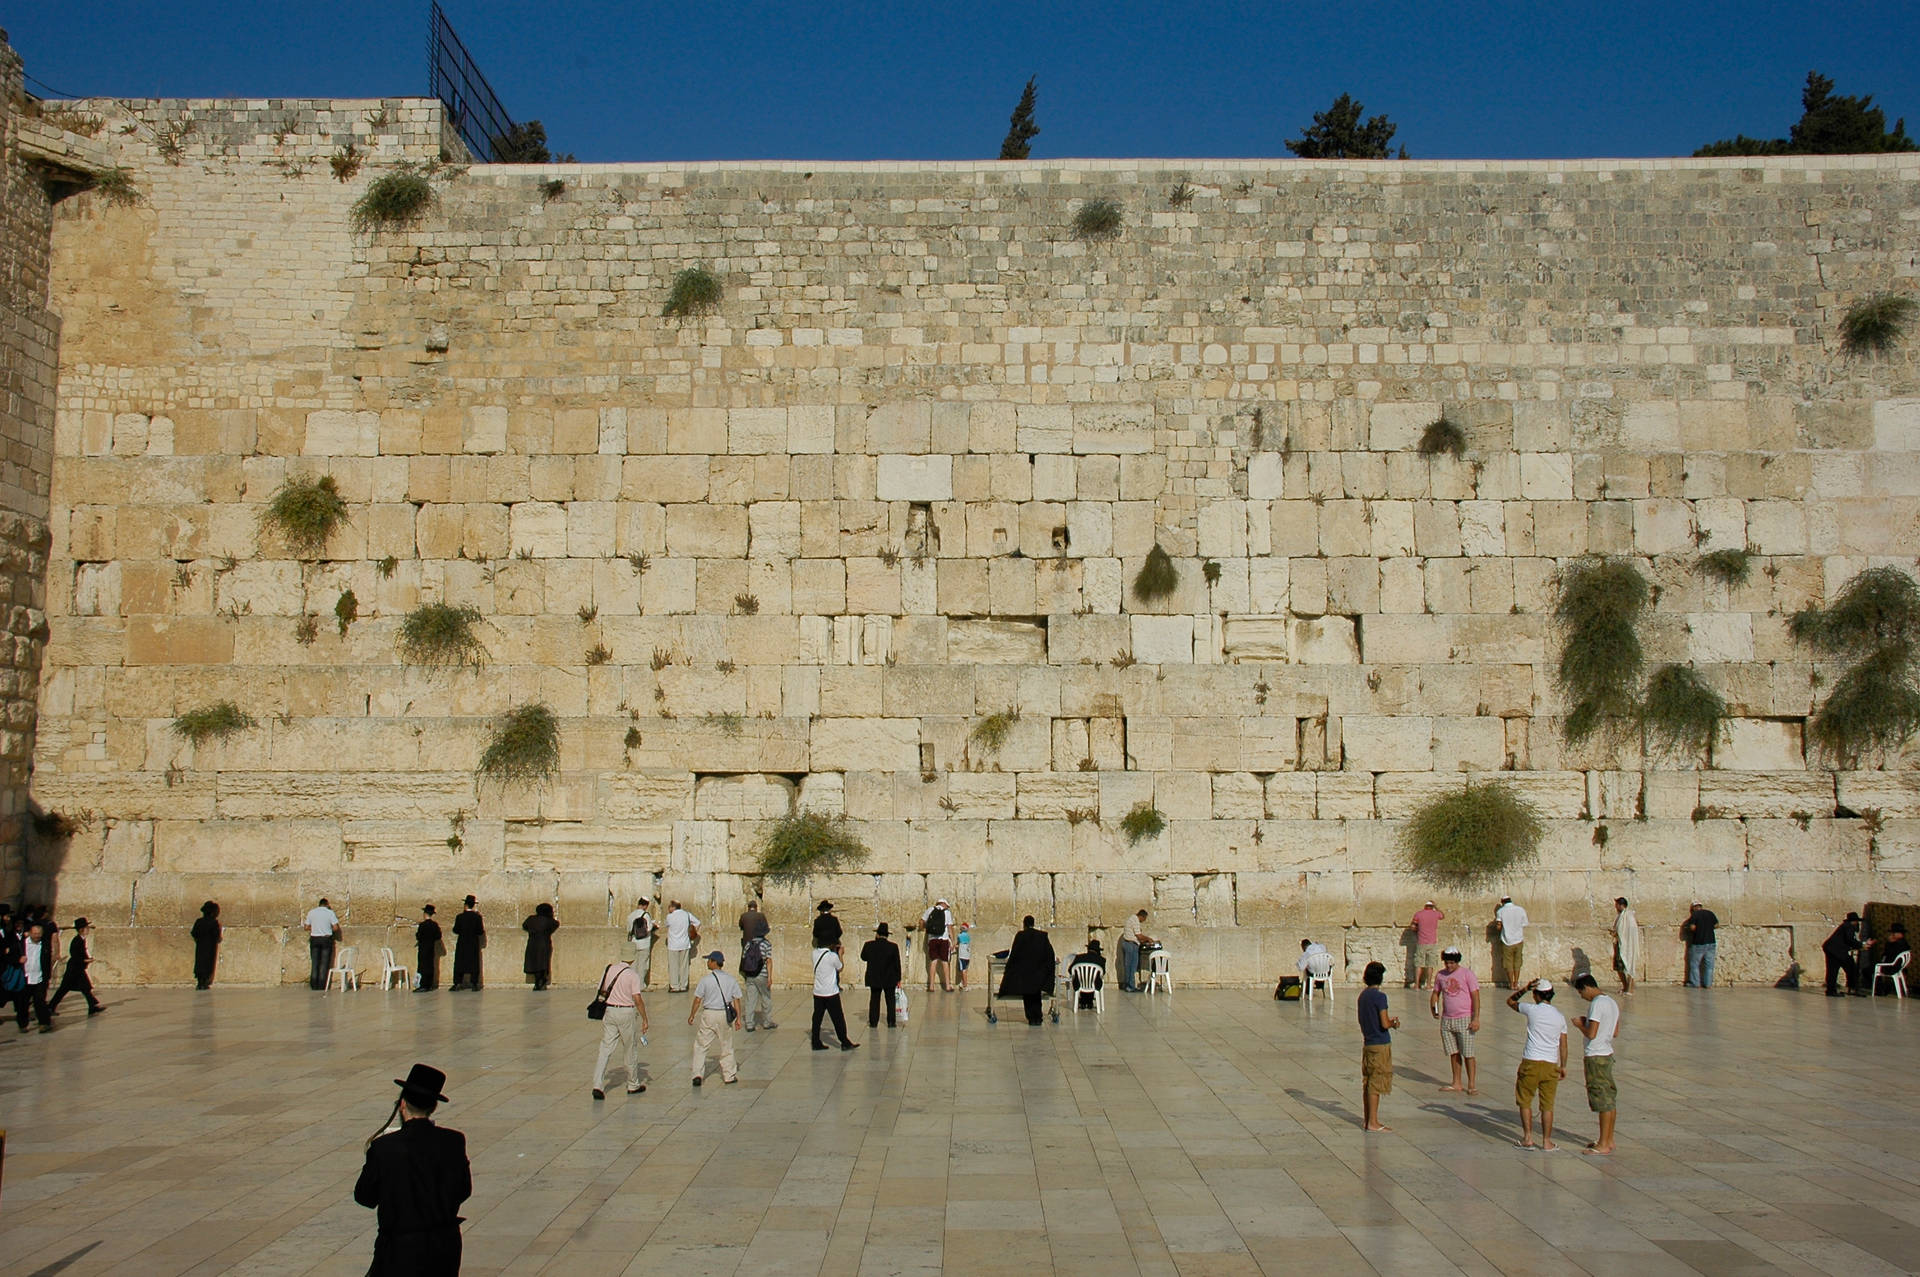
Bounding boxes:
1505 977 1567 1151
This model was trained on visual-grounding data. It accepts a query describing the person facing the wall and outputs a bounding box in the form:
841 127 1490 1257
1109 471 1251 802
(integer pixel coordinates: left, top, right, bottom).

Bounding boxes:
190 900 221 990
998 916 1055 1026
1493 896 1528 989
1682 901 1719 988
304 897 341 992
521 902 559 991
415 905 442 992
450 896 485 991
1612 898 1640 995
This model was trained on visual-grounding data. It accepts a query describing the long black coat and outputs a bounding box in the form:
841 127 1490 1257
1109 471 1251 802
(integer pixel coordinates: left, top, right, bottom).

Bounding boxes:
416 919 443 984
521 914 558 974
860 938 902 989
451 911 484 979
998 927 1055 997
353 1118 471 1276
812 912 843 948
190 916 220 983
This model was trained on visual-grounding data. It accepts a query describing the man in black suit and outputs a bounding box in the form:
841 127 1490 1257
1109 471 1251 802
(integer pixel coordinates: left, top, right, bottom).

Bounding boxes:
449 896 485 991
998 915 1056 1025
47 917 103 1015
355 1063 471 1275
860 922 904 1028
415 905 443 992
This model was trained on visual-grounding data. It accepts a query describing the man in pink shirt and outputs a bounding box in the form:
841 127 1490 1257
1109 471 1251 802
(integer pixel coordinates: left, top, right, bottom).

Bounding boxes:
590 958 649 1100
1410 900 1445 989
1428 947 1481 1094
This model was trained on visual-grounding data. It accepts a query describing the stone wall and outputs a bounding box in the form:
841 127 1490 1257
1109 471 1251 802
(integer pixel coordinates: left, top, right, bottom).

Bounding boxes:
31 93 1920 985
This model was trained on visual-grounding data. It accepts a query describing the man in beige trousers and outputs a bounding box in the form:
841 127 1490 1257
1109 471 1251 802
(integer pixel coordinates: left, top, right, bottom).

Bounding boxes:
687 950 743 1087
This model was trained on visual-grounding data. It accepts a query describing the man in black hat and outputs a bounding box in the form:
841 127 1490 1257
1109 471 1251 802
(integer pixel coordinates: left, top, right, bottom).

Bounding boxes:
355 1063 470 1275
1821 912 1867 997
449 896 484 991
860 923 903 1028
415 905 442 992
1870 921 1911 995
812 899 842 949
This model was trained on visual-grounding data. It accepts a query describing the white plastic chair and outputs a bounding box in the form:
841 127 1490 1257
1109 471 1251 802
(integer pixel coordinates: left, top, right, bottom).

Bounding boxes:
1873 949 1910 998
379 947 410 990
1303 951 1334 1003
1070 962 1105 1014
1145 951 1173 995
325 945 359 993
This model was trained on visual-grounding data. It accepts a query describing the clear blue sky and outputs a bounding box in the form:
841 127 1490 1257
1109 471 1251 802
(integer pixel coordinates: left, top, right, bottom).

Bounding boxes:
10 2 1918 161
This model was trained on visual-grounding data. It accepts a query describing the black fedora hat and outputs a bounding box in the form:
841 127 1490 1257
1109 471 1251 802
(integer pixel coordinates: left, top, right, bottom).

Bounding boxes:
874 922 890 936
394 1063 450 1104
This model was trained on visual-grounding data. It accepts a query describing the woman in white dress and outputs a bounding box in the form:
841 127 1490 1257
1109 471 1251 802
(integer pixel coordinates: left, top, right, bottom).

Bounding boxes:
1613 897 1641 994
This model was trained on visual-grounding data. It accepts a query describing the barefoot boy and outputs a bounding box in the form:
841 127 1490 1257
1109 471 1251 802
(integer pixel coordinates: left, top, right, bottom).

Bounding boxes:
1357 960 1399 1132
1506 977 1567 1150
1428 947 1480 1094
1570 973 1621 1154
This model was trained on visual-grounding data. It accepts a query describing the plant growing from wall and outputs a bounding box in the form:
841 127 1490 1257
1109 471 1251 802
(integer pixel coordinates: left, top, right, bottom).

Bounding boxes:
334 589 358 637
1416 415 1467 458
293 613 320 646
377 555 399 579
969 707 1020 756
1399 781 1544 888
172 701 258 747
398 602 488 670
542 178 566 201
756 810 870 884
1072 198 1124 242
1789 566 1920 765
1696 548 1752 587
662 266 722 319
475 702 560 788
260 474 349 559
1202 560 1222 586
330 144 363 182
1132 544 1179 605
91 167 140 207
1553 557 1649 746
1839 293 1915 358
1120 802 1166 846
349 168 435 232
1640 664 1728 757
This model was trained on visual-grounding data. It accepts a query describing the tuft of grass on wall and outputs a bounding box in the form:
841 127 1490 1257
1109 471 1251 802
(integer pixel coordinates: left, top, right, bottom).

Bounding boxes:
1788 566 1920 657
1071 198 1124 241
260 474 349 560
1641 664 1727 757
398 602 489 670
1553 557 1649 746
1416 415 1467 458
757 810 870 884
1839 293 1915 359
969 707 1020 756
1120 802 1166 846
1132 544 1179 605
662 266 722 319
172 701 259 747
1399 781 1544 888
1696 547 1752 587
349 169 435 232
91 166 141 207
334 589 358 637
475 702 561 788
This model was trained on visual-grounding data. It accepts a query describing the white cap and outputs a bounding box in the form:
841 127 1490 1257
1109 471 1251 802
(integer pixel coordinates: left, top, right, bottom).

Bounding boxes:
1533 978 1554 993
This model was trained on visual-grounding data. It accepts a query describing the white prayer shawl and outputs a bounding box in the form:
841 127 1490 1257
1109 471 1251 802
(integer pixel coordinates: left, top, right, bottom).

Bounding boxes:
1615 909 1642 977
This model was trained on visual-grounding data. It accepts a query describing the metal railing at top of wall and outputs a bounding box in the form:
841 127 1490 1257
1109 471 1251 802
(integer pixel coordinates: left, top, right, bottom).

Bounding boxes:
427 1 515 162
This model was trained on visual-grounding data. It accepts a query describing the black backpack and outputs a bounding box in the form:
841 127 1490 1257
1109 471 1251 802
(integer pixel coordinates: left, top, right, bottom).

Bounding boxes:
740 938 766 978
629 913 652 942
924 908 947 939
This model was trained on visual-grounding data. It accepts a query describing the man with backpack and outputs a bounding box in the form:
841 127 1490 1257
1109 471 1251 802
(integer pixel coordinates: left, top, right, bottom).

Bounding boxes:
740 926 776 1032
625 897 656 988
921 898 955 993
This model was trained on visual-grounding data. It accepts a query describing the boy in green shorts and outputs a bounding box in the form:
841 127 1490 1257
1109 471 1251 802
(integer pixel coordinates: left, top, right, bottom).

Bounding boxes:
1570 973 1621 1154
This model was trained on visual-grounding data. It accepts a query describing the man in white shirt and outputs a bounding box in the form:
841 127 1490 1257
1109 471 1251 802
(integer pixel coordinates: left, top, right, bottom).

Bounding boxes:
809 943 859 1052
1570 973 1622 1155
590 959 648 1100
16 919 53 1032
922 898 955 993
663 901 700 992
624 897 656 988
1121 909 1158 993
1505 977 1568 1151
1493 896 1529 988
304 898 342 991
687 951 743 1086
1298 938 1332 975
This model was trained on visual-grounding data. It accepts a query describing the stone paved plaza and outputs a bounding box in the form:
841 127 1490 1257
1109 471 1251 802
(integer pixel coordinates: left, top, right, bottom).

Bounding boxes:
0 980 1916 1275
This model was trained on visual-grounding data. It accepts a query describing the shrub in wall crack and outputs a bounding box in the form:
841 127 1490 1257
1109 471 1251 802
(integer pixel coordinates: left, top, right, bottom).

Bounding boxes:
1416 415 1467 458
475 703 561 789
172 702 258 747
1132 544 1179 605
1400 781 1544 889
1696 548 1752 587
1120 802 1166 846
261 474 349 559
398 602 489 670
1072 198 1124 241
1641 664 1728 757
1553 557 1649 746
969 707 1020 756
350 168 436 232
1790 567 1920 765
663 266 722 319
757 810 870 884
1839 293 1915 359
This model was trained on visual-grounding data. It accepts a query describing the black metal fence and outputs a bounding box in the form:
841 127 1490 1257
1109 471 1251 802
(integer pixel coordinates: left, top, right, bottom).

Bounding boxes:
427 1 515 162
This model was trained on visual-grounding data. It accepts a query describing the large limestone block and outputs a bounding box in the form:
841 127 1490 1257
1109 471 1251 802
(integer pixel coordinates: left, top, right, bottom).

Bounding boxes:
1712 719 1804 771
810 718 920 772
1131 616 1194 665
693 773 795 820
1343 716 1433 772
947 619 1047 664
728 407 788 454
876 454 953 501
1073 404 1153 455
1430 717 1506 772
1368 403 1437 452
154 820 344 873
1872 398 1920 451
214 773 474 820
1293 616 1359 664
1016 404 1072 454
1747 818 1872 872
1696 771 1832 819
463 406 508 455
1223 617 1289 662
509 502 569 557
671 821 729 874
1015 772 1099 819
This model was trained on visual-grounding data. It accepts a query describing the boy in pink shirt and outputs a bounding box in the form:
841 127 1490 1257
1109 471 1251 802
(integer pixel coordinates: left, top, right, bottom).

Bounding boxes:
1428 947 1481 1094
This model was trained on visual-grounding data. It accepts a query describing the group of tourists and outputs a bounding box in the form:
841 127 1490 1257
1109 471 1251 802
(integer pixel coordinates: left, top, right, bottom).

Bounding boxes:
0 903 103 1032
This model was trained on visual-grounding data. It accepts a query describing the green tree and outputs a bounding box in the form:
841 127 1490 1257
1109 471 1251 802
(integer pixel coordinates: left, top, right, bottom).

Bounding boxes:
491 120 576 164
1286 93 1406 159
1695 72 1915 157
999 77 1040 160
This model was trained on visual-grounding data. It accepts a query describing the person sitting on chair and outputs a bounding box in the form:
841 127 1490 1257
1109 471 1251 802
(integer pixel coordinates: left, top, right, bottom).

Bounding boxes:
1070 938 1106 1009
1871 922 1911 995
1299 938 1330 975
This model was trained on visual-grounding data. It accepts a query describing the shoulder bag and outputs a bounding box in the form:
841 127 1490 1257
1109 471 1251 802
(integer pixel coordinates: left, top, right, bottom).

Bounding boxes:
587 962 622 1021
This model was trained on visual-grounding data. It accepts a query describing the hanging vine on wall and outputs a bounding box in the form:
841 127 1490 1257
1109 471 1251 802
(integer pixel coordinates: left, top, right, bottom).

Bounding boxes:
475 702 561 789
1552 556 1649 746
1789 566 1920 766
1641 664 1729 757
260 474 349 560
1132 544 1179 605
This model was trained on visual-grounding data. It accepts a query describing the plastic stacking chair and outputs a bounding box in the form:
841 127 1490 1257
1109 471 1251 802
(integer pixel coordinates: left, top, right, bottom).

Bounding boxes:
1873 949 1911 999
1145 951 1173 995
379 947 410 990
325 946 359 993
1070 963 1105 1014
1303 951 1334 1003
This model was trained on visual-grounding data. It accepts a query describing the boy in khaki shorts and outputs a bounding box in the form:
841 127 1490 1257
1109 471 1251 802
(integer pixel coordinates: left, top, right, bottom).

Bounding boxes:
1357 960 1399 1132
1506 977 1568 1150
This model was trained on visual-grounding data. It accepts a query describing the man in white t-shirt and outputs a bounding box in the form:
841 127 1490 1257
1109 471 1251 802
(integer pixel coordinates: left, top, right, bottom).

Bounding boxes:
1570 973 1622 1155
1493 896 1529 988
1505 977 1568 1151
663 901 700 992
624 897 656 988
304 898 342 991
809 943 858 1052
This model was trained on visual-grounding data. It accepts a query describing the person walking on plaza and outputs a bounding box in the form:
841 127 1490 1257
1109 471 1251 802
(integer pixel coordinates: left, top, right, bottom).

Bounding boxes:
304 897 341 991
1822 912 1867 997
354 1063 470 1275
1506 978 1568 1151
191 900 221 990
1683 900 1719 988
921 898 955 992
450 896 485 991
688 951 743 1086
14 917 53 1033
521 902 558 991
739 927 776 1031
1120 909 1158 993
663 899 700 992
590 958 648 1100
1358 960 1398 1132
47 917 103 1016
415 905 442 992
1570 973 1621 1155
810 940 858 1050
1493 896 1528 988
1429 947 1480 1094
998 916 1055 1026
862 922 904 1028
1612 897 1641 995
812 899 842 948
625 896 655 988
1410 900 1445 989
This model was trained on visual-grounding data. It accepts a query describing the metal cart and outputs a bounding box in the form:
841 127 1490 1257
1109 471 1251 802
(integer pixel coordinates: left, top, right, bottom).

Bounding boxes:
982 954 1060 1024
